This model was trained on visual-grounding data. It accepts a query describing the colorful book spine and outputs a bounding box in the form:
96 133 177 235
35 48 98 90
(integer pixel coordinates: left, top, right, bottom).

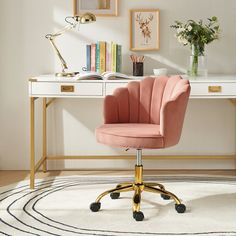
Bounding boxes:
116 45 122 73
95 42 100 73
111 42 117 72
99 41 106 73
91 43 96 72
86 45 91 71
106 42 111 72
87 42 122 73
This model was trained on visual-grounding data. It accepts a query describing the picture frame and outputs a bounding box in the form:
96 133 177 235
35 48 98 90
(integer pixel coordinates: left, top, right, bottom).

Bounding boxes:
130 9 160 51
74 0 118 17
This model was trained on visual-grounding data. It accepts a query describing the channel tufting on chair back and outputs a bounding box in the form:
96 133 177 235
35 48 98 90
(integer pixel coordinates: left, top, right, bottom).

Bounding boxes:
104 76 190 147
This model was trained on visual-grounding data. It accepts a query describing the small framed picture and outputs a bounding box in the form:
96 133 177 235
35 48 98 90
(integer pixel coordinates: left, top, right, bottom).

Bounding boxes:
130 9 160 51
74 0 118 17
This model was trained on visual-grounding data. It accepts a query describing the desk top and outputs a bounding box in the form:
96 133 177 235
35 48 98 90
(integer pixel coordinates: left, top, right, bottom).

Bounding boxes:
30 74 236 83
30 74 146 83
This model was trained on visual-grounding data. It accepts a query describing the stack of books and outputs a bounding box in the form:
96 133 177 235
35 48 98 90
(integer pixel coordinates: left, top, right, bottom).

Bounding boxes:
86 42 122 73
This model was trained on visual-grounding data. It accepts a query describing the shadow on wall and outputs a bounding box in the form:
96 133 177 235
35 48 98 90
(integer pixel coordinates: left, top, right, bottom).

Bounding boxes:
144 54 186 75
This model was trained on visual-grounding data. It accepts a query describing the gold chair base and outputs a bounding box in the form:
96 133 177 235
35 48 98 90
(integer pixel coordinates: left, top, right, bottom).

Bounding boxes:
90 165 186 221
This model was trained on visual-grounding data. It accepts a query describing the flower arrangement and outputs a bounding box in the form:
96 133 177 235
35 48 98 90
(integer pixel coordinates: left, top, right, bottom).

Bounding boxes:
171 17 220 76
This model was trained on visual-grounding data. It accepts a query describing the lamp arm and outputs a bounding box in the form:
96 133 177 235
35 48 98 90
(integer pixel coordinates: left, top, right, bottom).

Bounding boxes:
48 38 68 72
48 23 75 39
45 22 77 73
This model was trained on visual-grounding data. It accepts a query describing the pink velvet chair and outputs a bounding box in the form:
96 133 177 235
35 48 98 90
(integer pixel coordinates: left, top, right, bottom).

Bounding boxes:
90 76 191 221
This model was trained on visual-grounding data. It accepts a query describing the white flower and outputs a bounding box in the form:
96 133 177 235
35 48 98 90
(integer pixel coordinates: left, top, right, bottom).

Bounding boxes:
188 25 192 31
177 36 188 45
177 27 185 34
177 36 182 43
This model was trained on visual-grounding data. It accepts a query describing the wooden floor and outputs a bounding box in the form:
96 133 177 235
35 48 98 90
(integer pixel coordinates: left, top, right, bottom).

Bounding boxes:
1 170 236 187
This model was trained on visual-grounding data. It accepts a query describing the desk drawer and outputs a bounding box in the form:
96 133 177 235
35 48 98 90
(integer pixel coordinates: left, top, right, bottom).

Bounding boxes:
105 82 128 95
31 82 103 96
191 82 236 96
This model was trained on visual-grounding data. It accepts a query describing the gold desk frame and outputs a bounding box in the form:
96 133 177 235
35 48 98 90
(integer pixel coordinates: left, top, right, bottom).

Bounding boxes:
30 97 236 189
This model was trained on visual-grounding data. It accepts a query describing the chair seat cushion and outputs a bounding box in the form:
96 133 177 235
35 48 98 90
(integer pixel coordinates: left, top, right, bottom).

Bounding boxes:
96 124 164 149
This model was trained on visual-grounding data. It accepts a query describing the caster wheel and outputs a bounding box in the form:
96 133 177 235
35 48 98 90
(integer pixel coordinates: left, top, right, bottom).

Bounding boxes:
161 194 171 200
133 211 144 221
175 203 186 213
90 202 101 212
110 192 120 199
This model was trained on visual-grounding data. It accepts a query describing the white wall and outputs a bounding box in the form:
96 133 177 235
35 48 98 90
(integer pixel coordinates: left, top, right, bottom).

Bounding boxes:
0 0 236 170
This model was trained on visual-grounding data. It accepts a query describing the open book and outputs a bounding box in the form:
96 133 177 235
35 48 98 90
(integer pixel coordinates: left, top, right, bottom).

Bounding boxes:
77 71 131 80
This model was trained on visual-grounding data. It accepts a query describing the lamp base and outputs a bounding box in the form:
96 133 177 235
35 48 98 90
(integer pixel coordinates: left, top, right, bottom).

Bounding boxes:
55 71 79 77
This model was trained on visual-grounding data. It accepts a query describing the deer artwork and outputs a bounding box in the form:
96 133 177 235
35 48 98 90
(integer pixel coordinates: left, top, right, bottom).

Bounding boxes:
136 13 154 44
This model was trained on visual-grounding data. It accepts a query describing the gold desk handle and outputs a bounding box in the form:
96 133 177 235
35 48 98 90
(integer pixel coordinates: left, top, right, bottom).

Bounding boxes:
208 86 222 93
61 85 74 92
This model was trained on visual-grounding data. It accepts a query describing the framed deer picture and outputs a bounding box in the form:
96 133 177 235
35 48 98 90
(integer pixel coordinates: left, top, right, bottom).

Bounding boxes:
130 9 160 51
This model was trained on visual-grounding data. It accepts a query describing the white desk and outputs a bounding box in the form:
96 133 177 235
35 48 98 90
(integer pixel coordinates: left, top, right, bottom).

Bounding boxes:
28 75 236 188
29 74 236 99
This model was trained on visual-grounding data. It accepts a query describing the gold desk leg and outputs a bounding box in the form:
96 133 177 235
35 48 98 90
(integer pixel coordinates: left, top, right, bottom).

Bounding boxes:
30 97 35 189
42 98 47 172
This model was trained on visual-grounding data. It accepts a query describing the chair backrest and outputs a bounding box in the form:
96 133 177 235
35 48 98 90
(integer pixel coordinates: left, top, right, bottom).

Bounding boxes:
113 76 190 125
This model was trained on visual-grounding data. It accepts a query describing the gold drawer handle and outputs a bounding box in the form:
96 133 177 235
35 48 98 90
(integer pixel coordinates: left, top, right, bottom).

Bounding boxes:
208 86 222 93
61 85 74 92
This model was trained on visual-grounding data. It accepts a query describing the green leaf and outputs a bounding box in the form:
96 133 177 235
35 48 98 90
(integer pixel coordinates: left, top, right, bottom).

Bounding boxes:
212 16 217 21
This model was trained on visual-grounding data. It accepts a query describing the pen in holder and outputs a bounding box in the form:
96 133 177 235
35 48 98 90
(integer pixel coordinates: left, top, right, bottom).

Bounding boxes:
130 55 145 76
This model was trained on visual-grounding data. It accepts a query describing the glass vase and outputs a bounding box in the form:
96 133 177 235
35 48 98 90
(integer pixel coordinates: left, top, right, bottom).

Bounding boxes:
188 44 208 77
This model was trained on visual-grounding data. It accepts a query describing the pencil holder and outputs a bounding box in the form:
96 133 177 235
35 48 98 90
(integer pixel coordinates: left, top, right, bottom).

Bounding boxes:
133 62 143 76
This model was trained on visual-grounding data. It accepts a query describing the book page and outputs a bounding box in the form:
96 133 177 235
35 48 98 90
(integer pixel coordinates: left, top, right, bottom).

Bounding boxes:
102 72 130 80
77 72 103 80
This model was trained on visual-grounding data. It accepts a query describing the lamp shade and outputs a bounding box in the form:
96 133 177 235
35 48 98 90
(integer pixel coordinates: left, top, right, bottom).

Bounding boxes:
79 13 96 24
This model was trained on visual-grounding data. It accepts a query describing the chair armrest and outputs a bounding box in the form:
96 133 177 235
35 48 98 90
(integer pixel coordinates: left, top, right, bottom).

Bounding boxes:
104 87 130 124
160 87 190 147
104 95 119 124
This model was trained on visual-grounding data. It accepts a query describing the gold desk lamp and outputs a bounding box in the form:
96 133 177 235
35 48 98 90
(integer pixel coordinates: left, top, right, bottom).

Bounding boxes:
46 13 96 77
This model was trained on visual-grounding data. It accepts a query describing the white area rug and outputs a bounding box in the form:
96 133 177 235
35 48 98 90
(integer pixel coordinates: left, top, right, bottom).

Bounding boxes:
0 175 236 236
